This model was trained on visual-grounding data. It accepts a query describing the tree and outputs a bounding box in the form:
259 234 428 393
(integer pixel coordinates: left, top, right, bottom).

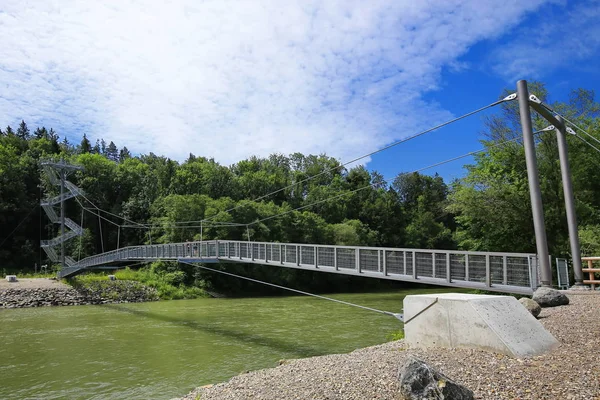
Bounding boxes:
17 120 30 140
106 141 119 162
34 127 48 139
119 146 131 162
80 134 92 154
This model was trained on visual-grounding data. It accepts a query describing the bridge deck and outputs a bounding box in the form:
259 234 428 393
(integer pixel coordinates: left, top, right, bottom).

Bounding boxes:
59 241 538 294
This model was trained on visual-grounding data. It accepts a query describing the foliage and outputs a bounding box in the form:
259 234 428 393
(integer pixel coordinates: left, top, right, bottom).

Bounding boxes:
70 265 208 300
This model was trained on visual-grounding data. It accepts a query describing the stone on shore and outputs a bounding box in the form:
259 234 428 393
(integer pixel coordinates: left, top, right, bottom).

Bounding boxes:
532 287 569 307
398 357 474 400
519 297 541 317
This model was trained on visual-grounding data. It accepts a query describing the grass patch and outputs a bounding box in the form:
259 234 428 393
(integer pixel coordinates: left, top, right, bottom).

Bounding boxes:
68 266 208 301
387 329 405 341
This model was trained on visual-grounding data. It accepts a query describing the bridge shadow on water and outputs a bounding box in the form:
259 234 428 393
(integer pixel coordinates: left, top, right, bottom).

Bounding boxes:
104 303 328 358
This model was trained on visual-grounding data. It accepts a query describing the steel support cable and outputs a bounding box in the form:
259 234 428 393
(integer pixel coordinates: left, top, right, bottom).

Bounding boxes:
178 260 402 320
534 103 600 147
249 135 525 226
77 191 149 229
77 190 244 229
75 198 121 228
119 222 249 229
196 96 514 224
573 134 600 154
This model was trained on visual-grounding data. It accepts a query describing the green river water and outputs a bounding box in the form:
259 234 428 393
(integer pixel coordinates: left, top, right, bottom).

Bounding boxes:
0 289 450 399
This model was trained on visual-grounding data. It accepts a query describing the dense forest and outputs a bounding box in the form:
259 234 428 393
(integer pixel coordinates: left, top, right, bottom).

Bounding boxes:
1 82 599 292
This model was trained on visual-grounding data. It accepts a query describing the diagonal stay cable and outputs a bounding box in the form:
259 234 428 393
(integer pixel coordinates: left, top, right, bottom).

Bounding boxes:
573 134 600 155
77 191 149 229
200 95 514 224
249 135 524 226
74 197 121 227
178 260 402 320
535 103 600 147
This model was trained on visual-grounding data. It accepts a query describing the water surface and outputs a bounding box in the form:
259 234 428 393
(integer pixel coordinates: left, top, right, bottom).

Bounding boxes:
0 289 450 399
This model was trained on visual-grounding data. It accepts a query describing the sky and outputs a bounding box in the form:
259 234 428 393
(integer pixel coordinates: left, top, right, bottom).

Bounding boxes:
1 0 599 183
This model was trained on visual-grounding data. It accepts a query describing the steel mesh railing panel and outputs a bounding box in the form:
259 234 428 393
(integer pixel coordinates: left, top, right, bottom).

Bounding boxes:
469 255 487 283
240 243 249 259
450 254 466 281
360 249 379 272
385 251 404 275
285 245 297 264
416 252 433 277
318 247 335 267
405 252 414 276
228 243 236 258
507 256 530 286
435 254 447 280
300 246 315 265
271 245 281 262
256 244 266 260
336 248 356 270
490 256 504 284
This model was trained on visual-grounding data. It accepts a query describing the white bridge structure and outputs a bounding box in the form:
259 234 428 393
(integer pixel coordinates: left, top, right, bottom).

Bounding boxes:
59 240 540 295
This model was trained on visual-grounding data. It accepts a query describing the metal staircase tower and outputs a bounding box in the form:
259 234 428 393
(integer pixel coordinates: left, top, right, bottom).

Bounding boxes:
40 160 84 270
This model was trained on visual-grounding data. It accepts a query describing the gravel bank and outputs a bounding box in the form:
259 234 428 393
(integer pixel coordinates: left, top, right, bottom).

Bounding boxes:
0 279 158 308
181 293 600 400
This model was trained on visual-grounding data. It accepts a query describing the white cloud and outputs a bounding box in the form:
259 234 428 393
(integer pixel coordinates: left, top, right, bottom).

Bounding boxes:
0 0 548 165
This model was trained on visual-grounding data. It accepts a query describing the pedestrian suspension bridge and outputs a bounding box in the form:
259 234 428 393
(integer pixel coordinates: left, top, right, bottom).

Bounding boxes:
59 240 540 295
40 80 593 296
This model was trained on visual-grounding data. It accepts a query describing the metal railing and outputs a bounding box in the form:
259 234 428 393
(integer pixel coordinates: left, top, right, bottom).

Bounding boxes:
60 240 538 294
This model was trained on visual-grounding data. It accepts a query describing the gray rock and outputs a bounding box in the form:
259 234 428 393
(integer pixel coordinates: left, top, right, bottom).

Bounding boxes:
519 297 541 317
532 287 569 308
398 357 474 400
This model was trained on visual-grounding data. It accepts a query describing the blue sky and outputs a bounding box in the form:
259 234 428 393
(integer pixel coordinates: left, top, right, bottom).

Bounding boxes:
1 0 599 184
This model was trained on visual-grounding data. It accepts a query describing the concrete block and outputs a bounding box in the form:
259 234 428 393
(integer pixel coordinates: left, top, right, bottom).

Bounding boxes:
5 275 17 282
404 293 558 358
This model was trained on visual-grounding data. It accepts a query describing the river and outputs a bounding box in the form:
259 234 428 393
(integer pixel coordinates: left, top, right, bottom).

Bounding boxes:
0 288 450 399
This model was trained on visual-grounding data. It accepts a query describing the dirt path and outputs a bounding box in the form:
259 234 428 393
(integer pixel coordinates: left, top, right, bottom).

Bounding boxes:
0 278 70 290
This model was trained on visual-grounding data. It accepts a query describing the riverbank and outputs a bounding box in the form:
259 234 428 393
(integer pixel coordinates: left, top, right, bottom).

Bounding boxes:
0 278 158 308
180 293 600 400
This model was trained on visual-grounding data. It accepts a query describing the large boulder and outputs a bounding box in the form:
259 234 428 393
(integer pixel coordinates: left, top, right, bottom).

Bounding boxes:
519 297 541 317
398 357 474 400
532 287 569 307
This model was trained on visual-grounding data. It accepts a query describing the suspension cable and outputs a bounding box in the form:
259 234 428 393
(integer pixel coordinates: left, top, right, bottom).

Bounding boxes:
198 96 513 224
573 134 600 154
249 136 524 226
535 103 600 147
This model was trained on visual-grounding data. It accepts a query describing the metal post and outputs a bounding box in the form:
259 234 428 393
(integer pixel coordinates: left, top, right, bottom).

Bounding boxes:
60 169 65 269
117 226 121 250
555 116 585 287
517 80 552 287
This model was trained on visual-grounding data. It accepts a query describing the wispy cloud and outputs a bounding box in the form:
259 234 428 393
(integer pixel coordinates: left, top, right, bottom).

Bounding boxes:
0 0 548 164
488 0 600 82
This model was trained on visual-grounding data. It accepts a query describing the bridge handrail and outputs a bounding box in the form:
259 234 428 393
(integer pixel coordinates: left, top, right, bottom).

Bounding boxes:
63 240 539 294
212 240 537 258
